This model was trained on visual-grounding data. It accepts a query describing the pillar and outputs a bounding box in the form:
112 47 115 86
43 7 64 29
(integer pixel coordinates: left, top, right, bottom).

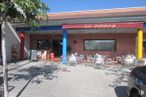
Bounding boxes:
62 29 67 64
137 28 143 61
20 32 25 60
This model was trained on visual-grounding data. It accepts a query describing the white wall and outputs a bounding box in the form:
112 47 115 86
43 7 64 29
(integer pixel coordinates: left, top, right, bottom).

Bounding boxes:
4 22 30 62
5 22 20 62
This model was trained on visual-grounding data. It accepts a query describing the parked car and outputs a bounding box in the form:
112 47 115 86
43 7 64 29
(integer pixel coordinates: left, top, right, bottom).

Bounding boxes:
127 66 146 97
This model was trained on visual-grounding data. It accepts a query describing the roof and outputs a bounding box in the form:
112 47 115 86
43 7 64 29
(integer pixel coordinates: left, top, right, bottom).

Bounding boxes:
13 7 146 27
41 7 146 20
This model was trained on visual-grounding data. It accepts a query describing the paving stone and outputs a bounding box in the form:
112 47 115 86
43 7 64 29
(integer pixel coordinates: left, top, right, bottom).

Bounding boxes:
4 61 129 97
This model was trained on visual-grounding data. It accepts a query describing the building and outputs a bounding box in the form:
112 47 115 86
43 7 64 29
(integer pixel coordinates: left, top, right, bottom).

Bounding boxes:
3 7 146 64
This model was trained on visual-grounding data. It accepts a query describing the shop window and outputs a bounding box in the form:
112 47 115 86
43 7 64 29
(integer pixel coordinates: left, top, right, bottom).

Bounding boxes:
144 40 146 52
84 39 116 51
37 40 51 50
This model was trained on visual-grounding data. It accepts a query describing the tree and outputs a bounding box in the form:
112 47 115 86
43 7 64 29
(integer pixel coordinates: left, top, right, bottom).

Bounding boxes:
0 0 49 97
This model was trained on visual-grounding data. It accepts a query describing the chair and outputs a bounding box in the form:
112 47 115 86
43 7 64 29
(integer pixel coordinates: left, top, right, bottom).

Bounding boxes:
41 51 47 60
87 55 94 63
68 54 77 65
37 51 42 60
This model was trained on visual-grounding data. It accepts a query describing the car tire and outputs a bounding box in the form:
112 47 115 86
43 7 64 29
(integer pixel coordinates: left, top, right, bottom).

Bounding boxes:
131 93 141 97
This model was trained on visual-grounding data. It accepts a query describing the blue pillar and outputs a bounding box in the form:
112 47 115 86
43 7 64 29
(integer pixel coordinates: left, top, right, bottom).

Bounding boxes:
62 29 67 64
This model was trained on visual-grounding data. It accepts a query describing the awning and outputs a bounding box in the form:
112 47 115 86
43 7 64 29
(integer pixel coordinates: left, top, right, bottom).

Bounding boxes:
63 22 144 29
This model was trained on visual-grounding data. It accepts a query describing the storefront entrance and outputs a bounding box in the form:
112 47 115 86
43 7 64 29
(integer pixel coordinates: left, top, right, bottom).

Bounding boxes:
52 39 62 57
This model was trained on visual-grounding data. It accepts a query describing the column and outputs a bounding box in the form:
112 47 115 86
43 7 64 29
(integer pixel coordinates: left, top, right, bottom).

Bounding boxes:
20 32 25 60
137 28 143 61
62 29 67 64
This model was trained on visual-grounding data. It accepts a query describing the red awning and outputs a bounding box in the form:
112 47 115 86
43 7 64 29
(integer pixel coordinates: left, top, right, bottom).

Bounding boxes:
63 22 143 29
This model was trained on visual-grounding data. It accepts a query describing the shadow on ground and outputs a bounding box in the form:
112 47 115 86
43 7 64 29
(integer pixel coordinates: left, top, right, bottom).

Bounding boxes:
10 63 60 83
0 77 3 97
0 61 30 74
115 86 128 97
9 63 60 97
0 77 3 85
8 61 30 71
0 76 15 97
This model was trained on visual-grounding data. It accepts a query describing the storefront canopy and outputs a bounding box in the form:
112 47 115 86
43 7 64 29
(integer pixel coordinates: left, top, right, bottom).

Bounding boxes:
63 22 144 29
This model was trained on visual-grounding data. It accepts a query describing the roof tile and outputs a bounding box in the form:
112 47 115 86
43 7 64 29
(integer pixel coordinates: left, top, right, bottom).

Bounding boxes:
47 7 146 20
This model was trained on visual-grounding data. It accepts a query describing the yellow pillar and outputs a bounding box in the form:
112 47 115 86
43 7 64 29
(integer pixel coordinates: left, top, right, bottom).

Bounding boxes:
137 28 143 61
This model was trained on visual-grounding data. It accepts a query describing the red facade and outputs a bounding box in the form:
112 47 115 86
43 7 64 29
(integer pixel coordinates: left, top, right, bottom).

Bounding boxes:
30 33 146 58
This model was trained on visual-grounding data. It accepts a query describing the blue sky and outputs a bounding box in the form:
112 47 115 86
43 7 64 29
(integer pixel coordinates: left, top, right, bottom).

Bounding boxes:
42 0 146 13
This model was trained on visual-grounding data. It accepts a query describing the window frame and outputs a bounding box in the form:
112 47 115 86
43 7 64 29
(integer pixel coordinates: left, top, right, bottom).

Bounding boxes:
83 39 116 51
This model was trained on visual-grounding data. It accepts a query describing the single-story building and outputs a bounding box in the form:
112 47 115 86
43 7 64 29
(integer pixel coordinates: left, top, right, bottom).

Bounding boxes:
2 7 146 64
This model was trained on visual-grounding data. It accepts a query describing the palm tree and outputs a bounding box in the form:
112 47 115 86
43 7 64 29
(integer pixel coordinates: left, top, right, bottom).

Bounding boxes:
0 0 49 97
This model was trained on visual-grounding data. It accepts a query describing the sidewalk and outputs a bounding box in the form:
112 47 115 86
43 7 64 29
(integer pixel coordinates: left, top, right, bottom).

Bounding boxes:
0 60 32 97
7 61 128 97
0 60 30 74
0 60 54 97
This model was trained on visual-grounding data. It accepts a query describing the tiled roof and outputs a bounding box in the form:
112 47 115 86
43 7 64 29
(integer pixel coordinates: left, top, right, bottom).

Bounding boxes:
41 7 146 20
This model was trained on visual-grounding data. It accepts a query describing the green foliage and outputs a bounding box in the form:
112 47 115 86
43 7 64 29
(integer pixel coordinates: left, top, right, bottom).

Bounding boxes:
0 3 6 12
1 0 49 27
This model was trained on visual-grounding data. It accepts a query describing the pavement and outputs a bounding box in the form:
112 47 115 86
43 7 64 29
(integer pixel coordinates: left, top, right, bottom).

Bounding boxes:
0 61 129 97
